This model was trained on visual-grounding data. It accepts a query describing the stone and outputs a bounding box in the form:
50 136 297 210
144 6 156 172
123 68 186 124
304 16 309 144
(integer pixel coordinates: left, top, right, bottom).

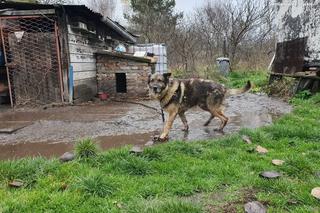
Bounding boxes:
259 171 281 179
242 135 252 144
287 199 299 205
311 187 320 200
272 159 285 166
130 146 143 154
59 152 75 162
244 201 267 213
8 180 24 188
256 146 268 154
145 140 154 147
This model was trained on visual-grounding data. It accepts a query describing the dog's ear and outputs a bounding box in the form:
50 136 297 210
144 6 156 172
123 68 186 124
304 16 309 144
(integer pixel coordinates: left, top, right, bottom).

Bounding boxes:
163 73 171 83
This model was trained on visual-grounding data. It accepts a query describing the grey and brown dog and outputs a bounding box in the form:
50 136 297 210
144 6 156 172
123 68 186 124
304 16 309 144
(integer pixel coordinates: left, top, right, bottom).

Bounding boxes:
148 73 251 141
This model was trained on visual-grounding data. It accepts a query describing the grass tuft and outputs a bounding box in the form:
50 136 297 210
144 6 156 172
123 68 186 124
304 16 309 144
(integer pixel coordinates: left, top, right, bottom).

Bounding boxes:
74 173 115 198
74 138 99 160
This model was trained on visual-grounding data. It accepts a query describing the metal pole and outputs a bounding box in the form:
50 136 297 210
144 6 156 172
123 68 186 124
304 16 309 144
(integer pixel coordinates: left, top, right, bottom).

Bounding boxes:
0 18 13 108
54 21 64 103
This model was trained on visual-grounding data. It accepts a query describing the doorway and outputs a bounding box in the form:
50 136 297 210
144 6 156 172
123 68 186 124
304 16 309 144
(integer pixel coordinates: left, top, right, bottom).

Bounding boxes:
115 73 127 93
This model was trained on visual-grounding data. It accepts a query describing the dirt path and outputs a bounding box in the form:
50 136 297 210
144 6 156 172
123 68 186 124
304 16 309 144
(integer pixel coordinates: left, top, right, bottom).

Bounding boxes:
0 93 292 159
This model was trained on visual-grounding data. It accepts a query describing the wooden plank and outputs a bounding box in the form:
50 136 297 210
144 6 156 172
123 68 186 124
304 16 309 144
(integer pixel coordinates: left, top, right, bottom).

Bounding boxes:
68 33 90 45
70 54 96 63
68 43 96 55
269 72 320 80
73 71 96 81
71 62 96 72
0 9 55 16
74 77 96 86
0 121 32 134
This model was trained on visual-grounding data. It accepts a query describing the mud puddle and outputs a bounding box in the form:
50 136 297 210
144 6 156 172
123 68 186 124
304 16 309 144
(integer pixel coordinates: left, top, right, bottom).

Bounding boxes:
0 93 292 160
0 133 153 160
0 110 282 160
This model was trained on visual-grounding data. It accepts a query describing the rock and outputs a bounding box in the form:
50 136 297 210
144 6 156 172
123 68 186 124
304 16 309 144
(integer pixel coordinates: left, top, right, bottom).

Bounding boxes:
59 152 75 162
130 146 143 154
272 159 285 166
242 135 252 144
244 201 267 213
259 171 281 179
8 180 24 188
145 140 154 147
287 199 299 205
311 187 320 200
256 146 268 154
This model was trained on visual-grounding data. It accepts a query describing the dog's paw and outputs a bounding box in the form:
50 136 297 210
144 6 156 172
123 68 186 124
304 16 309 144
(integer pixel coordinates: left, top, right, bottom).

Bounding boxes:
181 126 189 132
214 128 225 134
153 135 169 142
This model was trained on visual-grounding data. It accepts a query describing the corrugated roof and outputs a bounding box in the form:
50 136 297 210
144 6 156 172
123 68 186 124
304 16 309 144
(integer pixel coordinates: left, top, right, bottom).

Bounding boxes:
0 2 137 43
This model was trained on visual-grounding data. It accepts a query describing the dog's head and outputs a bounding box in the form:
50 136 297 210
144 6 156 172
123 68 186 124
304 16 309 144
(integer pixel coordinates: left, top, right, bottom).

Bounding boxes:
148 72 171 99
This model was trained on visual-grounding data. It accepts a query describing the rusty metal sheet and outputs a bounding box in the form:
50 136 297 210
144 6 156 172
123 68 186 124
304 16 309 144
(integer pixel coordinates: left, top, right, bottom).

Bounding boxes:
272 37 307 74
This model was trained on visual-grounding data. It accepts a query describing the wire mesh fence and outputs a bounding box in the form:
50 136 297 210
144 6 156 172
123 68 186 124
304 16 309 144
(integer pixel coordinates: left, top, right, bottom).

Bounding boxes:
0 16 63 107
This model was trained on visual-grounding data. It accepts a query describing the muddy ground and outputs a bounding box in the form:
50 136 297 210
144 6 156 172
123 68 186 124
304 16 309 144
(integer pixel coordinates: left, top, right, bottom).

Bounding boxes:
0 93 292 159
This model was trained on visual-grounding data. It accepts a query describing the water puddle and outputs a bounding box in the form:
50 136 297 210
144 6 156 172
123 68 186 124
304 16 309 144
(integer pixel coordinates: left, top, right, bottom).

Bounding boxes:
0 94 292 160
0 111 281 160
0 133 153 160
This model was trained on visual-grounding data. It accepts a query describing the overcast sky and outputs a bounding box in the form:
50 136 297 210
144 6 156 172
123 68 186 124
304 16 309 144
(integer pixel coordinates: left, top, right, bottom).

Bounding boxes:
80 0 209 25
175 0 207 13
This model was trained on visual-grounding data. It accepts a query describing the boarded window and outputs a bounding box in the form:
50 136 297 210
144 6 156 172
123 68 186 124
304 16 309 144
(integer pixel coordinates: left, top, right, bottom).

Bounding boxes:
115 73 127 93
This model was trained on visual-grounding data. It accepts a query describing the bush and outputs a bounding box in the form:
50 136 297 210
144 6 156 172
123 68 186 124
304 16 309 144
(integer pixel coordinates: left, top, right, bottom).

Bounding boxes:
294 90 312 100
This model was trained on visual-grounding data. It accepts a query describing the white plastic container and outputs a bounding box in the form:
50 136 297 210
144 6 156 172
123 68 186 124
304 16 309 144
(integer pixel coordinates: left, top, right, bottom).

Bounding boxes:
129 43 168 73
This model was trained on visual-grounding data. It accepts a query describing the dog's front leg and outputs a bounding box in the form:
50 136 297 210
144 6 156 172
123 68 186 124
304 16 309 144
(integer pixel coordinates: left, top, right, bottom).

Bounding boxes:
159 106 178 141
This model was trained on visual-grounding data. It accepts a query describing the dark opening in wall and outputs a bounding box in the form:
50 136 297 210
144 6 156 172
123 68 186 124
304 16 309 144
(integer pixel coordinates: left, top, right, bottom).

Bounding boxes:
115 73 127 93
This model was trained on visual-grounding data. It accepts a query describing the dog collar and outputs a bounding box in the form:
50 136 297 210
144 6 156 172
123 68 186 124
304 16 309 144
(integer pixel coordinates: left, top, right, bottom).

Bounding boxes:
160 82 184 109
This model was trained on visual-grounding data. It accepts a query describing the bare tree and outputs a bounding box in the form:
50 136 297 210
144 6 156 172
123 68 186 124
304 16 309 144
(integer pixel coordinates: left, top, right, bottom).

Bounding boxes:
193 0 274 68
88 0 116 18
170 17 202 74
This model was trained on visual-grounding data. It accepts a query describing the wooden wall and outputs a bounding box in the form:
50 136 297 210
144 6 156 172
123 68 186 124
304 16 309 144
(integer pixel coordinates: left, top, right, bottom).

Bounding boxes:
67 25 112 102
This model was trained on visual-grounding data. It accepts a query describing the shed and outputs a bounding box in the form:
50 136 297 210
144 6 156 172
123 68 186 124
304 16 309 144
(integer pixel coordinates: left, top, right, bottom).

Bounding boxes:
0 2 138 107
270 0 320 92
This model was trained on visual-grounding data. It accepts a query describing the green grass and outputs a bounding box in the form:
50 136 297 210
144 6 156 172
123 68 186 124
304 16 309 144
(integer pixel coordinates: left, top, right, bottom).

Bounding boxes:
0 71 319 212
224 70 269 93
75 138 99 160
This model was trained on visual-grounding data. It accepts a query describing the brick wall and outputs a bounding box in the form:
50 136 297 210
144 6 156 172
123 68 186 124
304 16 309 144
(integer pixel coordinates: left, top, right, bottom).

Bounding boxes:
96 53 153 99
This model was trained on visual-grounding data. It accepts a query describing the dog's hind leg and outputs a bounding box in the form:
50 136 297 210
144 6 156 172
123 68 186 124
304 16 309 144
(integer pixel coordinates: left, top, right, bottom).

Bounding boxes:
204 115 214 126
179 112 189 132
209 109 228 131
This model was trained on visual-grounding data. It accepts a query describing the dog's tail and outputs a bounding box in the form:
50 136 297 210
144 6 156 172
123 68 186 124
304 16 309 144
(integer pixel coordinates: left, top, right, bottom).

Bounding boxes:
226 81 252 96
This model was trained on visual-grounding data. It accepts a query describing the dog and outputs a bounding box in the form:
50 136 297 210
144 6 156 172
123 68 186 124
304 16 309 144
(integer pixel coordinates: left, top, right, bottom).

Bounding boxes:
148 73 251 141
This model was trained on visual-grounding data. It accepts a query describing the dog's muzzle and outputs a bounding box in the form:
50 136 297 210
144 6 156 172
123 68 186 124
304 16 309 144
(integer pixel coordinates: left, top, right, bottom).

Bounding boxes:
151 86 162 94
